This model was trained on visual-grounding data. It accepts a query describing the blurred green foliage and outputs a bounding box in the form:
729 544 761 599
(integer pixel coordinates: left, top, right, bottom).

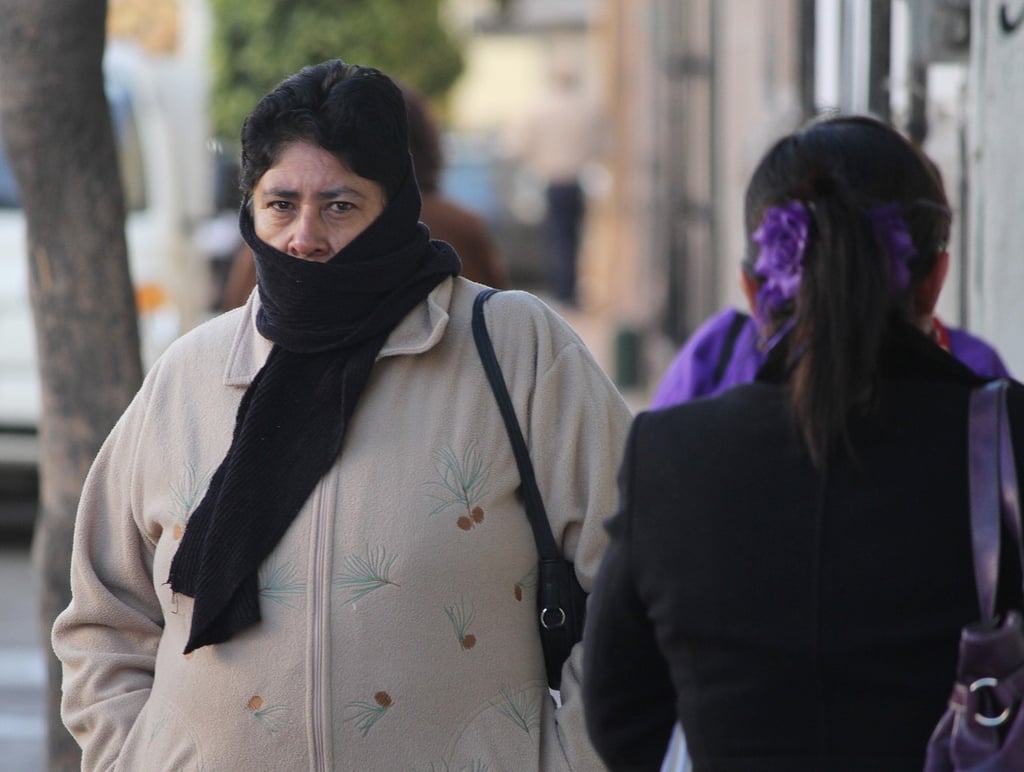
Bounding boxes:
209 0 465 140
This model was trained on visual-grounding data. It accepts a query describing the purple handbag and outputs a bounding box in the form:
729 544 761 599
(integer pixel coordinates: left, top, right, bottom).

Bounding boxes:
925 380 1024 771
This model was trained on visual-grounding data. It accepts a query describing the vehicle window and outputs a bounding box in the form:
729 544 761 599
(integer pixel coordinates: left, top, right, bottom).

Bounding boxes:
0 79 146 211
0 124 18 208
108 80 147 211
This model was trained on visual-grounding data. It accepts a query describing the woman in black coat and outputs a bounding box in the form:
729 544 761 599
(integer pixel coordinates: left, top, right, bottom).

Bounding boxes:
581 115 1024 771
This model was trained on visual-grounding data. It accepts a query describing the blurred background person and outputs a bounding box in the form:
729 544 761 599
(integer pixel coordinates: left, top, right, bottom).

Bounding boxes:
505 60 607 308
582 114 1024 770
402 84 509 290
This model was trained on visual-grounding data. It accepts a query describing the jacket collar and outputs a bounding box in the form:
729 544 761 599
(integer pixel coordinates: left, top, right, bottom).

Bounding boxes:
223 277 455 387
755 316 988 389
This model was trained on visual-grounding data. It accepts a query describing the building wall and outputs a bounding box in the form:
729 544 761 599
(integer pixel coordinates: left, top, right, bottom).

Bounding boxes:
448 35 551 131
713 1 803 311
443 0 1024 381
588 0 661 323
596 0 803 383
968 0 1024 373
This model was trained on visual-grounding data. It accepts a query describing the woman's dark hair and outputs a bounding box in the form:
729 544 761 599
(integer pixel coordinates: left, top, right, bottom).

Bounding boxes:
401 85 443 194
239 60 409 205
742 115 951 466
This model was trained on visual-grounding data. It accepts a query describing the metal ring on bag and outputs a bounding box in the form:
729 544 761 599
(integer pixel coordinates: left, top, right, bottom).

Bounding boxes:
969 677 1012 727
540 607 567 629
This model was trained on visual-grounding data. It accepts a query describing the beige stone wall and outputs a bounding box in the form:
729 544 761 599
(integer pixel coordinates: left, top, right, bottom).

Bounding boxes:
594 1 803 339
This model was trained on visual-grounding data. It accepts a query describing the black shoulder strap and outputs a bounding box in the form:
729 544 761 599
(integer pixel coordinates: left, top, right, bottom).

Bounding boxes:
472 289 560 560
711 310 750 388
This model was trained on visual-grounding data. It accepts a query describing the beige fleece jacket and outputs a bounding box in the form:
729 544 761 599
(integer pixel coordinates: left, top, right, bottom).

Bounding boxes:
52 277 632 771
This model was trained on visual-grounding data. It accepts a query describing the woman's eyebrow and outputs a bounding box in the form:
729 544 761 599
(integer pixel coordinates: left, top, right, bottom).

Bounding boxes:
317 187 366 200
260 186 366 200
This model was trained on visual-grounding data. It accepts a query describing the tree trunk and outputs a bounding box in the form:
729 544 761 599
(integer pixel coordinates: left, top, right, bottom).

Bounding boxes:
0 1 143 768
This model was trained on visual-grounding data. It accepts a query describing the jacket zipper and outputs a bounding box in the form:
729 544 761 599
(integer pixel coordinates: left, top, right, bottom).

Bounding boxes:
310 486 329 770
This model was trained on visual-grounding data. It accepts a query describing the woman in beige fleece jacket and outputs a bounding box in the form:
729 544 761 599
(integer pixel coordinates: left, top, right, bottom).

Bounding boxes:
52 60 630 771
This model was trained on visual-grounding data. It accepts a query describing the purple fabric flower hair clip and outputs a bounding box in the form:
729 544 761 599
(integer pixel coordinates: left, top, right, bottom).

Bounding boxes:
867 204 916 291
753 201 810 318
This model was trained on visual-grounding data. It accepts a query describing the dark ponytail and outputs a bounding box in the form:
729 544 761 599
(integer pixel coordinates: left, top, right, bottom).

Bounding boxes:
743 116 951 467
789 185 892 464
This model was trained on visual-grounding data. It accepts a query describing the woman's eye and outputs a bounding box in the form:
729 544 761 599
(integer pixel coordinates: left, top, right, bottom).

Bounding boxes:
269 201 292 211
330 201 355 213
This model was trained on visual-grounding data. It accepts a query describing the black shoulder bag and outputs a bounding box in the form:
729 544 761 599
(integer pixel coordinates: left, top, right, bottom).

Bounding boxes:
472 288 588 691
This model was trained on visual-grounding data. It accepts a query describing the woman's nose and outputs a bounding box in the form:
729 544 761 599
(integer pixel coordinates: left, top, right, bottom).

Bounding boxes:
288 208 330 260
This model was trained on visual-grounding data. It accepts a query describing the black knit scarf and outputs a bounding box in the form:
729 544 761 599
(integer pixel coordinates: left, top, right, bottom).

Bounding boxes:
168 164 460 652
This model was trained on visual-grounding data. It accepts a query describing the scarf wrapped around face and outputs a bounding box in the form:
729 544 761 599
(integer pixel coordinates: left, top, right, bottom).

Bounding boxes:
168 160 460 652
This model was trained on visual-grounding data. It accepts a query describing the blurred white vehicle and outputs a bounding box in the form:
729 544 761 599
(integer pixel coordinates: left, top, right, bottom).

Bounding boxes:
0 43 205 504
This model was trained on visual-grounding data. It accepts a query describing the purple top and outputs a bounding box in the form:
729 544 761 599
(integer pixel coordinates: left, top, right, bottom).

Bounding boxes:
650 307 1012 409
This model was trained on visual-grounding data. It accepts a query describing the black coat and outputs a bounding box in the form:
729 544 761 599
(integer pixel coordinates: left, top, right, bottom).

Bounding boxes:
582 324 1023 772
